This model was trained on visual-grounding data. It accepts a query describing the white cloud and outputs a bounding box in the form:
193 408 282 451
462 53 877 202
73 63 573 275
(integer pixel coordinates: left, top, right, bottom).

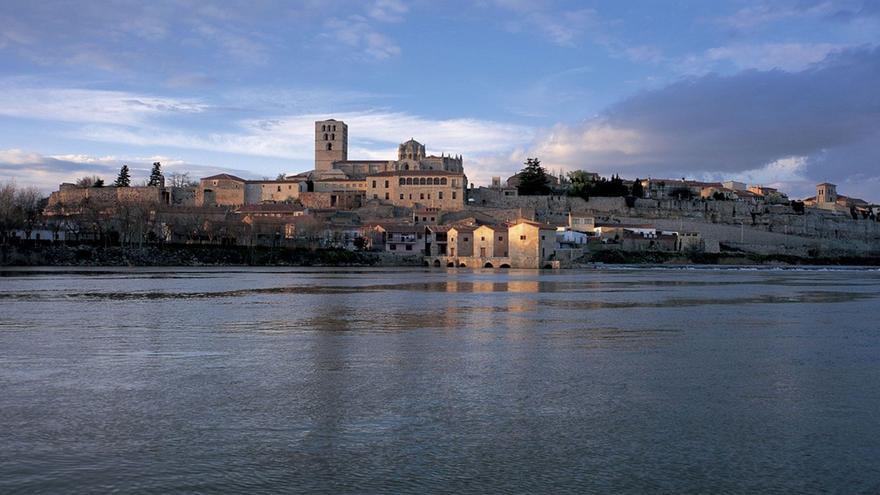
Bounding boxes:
367 0 409 23
680 42 845 73
0 84 208 125
324 16 401 60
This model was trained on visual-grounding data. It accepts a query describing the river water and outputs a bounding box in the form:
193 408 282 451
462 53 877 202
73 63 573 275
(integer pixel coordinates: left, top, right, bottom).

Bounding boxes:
1 266 880 493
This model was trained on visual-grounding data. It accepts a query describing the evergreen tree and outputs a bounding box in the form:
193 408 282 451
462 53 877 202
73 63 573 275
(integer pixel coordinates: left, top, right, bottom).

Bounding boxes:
631 178 644 198
148 162 163 187
516 158 551 196
115 165 131 187
92 178 104 188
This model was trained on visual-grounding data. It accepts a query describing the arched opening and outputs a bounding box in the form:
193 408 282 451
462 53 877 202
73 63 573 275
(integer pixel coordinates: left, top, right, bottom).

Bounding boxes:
446 262 454 267
499 264 511 269
440 178 447 185
484 262 494 268
422 260 430 267
406 178 413 185
326 143 333 151
419 178 427 185
322 125 326 131
433 259 441 267
433 177 440 185
543 264 553 269
399 178 405 185
404 164 410 170
331 133 335 140
458 262 467 267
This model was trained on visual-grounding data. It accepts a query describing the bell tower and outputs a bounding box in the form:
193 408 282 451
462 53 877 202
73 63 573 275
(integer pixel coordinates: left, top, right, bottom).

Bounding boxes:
315 119 348 172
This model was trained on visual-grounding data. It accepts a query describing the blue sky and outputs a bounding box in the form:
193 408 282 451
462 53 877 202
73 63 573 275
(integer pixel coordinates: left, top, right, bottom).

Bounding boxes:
0 0 878 200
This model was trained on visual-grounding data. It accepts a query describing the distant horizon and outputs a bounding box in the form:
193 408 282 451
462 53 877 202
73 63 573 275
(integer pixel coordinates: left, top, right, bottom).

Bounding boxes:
1 1 878 202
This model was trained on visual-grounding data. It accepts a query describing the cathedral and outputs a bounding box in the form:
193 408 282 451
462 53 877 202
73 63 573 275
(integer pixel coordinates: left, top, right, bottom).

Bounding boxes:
305 119 464 180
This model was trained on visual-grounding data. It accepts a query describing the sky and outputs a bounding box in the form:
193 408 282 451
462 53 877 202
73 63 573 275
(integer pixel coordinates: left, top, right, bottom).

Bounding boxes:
0 0 878 201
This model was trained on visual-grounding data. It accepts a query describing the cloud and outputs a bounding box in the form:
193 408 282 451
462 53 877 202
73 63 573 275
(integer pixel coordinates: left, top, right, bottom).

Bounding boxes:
494 1 600 47
0 84 208 125
679 42 847 73
0 149 254 192
367 0 409 23
323 16 402 60
523 46 880 201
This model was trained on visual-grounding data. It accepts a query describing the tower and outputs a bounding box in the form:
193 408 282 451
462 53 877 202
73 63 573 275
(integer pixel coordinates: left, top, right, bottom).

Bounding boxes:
817 183 837 205
315 119 348 172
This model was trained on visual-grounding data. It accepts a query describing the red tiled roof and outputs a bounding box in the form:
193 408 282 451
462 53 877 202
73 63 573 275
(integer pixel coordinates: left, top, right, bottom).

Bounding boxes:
368 170 463 177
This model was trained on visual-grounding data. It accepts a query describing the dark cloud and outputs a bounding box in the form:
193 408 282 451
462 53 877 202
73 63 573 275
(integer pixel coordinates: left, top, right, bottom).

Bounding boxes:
535 46 880 200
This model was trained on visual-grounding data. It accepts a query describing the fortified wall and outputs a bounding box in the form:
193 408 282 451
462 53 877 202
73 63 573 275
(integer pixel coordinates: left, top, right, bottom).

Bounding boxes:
469 190 880 256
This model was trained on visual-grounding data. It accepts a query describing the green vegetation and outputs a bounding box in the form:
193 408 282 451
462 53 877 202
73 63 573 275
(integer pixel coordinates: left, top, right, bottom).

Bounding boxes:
115 165 131 187
148 162 163 187
567 172 629 199
516 158 551 196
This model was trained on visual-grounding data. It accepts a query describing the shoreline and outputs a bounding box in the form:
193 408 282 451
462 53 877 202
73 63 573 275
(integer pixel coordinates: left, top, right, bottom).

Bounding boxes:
3 243 880 268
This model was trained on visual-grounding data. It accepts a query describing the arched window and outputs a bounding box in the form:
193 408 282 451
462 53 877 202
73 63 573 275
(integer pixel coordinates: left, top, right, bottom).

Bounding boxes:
326 143 332 150
331 133 335 140
322 125 326 131
406 178 413 185
433 178 440 185
404 164 409 170
399 178 405 185
440 178 447 185
324 133 328 140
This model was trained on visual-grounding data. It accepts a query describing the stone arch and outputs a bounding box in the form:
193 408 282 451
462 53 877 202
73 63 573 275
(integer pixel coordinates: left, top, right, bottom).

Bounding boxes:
484 262 494 268
447 262 455 267
543 263 553 269
458 262 467 267
433 259 441 267
499 264 511 269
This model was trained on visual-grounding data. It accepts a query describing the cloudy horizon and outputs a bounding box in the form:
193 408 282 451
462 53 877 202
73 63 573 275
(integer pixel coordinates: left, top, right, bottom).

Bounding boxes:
1 0 878 201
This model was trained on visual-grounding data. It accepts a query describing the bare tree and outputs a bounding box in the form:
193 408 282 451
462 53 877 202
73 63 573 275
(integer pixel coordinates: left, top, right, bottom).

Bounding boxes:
168 171 199 188
76 175 102 188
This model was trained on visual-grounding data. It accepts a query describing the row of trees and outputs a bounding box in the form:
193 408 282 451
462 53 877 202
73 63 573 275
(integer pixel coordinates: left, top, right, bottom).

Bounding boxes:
75 163 199 189
515 158 645 199
0 181 45 243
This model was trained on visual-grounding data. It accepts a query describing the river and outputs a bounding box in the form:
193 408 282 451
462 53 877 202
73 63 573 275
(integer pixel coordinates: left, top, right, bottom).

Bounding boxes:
2 266 879 493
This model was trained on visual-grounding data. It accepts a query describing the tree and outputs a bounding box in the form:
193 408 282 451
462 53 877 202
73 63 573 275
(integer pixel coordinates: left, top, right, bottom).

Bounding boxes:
93 178 105 188
168 171 198 188
631 178 644 198
148 162 164 187
516 157 551 196
115 165 131 187
276 173 287 181
76 175 101 187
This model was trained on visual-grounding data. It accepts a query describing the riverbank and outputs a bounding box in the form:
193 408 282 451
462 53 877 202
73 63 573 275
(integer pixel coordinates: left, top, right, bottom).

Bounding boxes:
0 243 424 267
3 243 880 267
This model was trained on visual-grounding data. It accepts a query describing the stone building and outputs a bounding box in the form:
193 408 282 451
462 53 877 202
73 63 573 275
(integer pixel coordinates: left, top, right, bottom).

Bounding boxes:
508 220 557 269
447 226 475 258
365 170 466 210
473 224 508 258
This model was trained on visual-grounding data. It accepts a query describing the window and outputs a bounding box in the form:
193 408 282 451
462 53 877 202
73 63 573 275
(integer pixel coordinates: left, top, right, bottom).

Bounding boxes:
324 133 328 140
277 186 281 192
420 193 425 200
405 244 412 251
439 192 443 200
331 133 335 140
430 217 435 222
373 194 378 199
399 178 405 185
541 235 546 240
433 178 440 185
400 194 404 200
332 125 336 131
520 235 527 240
409 194 412 200
440 178 447 185
452 192 457 199
385 192 389 200
498 236 503 241
322 125 326 131
327 143 332 150
427 194 431 200
406 178 413 185
463 236 469 241
372 180 376 188
390 244 396 250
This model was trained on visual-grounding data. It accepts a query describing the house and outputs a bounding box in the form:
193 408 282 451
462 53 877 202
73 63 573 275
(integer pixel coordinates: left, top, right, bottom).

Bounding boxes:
377 224 425 255
508 220 557 268
568 212 595 233
473 224 509 258
447 225 475 258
